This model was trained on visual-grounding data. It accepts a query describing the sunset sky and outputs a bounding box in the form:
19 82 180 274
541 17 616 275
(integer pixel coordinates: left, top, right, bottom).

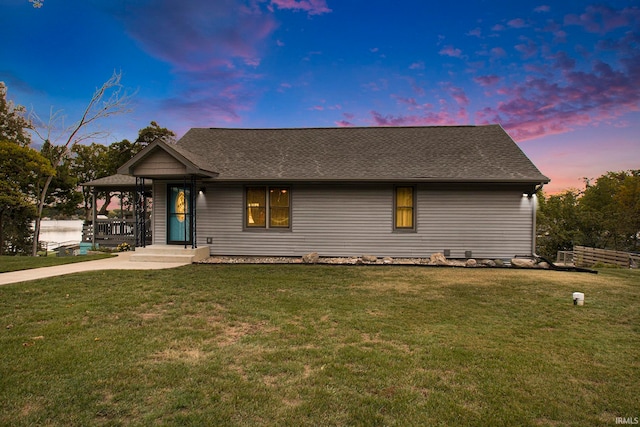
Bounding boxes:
2 0 639 193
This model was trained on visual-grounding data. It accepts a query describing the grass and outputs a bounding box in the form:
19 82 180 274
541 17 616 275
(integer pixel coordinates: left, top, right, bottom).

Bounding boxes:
0 253 114 273
0 265 638 426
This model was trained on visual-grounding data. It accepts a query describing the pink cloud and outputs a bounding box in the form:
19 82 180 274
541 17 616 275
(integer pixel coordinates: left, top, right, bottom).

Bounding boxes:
392 95 419 109
409 61 425 70
336 112 355 127
551 51 575 70
467 27 482 37
553 30 567 43
403 77 425 96
439 45 464 59
362 79 388 92
534 5 550 13
514 38 538 59
564 5 639 34
104 0 332 125
268 0 331 15
106 0 281 123
446 85 469 107
490 47 507 58
370 110 462 127
474 75 501 86
507 18 527 28
475 56 640 141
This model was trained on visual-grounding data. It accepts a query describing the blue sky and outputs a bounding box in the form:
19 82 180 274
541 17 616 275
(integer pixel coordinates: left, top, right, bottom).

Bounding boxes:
1 0 639 192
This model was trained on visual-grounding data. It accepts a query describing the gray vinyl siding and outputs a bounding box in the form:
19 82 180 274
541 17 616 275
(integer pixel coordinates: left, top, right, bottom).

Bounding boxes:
186 182 534 259
134 150 187 177
152 182 167 245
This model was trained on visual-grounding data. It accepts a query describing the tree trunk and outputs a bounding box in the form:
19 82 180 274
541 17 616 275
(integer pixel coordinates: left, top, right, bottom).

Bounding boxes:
31 174 53 256
0 210 4 256
98 193 113 216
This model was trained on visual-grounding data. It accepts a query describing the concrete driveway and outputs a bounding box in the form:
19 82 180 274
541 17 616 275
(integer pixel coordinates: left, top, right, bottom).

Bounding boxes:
0 252 191 286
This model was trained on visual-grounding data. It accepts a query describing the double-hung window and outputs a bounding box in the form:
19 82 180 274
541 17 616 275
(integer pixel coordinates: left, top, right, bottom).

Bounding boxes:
246 186 290 229
394 186 415 230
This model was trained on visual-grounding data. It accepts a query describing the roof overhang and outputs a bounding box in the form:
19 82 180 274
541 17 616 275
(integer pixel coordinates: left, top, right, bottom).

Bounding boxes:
117 139 219 179
81 174 151 191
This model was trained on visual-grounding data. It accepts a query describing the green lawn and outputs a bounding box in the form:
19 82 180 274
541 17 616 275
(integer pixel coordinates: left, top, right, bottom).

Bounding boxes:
0 266 638 426
0 254 114 273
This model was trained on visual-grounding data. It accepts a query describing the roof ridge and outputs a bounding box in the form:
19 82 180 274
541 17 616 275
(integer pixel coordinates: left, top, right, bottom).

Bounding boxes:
195 124 499 131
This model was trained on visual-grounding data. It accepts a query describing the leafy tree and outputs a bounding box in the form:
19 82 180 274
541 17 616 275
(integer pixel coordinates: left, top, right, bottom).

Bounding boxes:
39 141 83 218
580 171 640 251
71 121 175 218
100 122 175 215
614 171 640 250
136 120 176 146
536 189 582 259
71 142 110 219
0 82 32 147
0 141 55 254
537 170 640 258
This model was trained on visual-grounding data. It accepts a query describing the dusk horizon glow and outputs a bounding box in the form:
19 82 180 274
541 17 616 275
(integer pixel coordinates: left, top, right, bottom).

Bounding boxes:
2 0 639 193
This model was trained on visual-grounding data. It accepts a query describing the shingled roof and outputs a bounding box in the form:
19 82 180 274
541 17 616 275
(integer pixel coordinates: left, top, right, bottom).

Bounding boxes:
170 125 549 184
81 174 151 190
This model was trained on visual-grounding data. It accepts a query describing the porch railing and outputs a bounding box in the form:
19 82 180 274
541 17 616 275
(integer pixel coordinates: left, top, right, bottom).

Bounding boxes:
82 218 151 247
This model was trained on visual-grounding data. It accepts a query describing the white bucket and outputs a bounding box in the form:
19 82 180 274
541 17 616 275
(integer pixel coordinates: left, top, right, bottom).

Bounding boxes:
573 292 585 306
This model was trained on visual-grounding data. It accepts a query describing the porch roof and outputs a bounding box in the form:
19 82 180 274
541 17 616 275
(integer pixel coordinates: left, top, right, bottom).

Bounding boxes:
81 174 151 191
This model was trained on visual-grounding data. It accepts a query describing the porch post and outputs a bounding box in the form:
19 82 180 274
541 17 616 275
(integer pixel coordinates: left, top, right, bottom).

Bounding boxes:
135 177 147 248
92 187 97 249
191 175 197 249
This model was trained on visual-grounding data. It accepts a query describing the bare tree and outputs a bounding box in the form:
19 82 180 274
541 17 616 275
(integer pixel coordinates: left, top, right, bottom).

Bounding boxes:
30 71 134 255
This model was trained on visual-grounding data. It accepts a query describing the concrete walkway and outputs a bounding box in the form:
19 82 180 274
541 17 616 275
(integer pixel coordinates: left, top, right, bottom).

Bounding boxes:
0 252 191 286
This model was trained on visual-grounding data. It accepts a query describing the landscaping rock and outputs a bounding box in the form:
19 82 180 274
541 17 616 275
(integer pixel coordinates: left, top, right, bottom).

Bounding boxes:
537 261 550 269
430 252 448 265
197 255 516 268
302 252 320 264
448 260 467 267
362 255 378 263
510 258 536 268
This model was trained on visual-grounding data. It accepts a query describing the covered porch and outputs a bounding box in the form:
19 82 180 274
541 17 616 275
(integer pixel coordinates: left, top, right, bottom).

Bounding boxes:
81 174 152 249
113 139 218 262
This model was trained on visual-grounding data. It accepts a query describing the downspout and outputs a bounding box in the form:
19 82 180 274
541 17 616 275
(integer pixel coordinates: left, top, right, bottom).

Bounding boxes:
530 183 543 257
531 191 537 256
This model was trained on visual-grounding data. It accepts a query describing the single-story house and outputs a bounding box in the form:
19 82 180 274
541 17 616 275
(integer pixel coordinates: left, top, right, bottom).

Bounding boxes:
117 124 549 260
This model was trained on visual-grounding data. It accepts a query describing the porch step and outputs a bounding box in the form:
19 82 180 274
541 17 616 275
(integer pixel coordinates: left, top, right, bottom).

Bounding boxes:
130 245 210 263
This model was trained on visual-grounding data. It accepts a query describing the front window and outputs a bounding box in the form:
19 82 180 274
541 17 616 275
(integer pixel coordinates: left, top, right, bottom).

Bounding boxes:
246 186 291 229
269 187 290 228
246 187 266 227
395 186 415 230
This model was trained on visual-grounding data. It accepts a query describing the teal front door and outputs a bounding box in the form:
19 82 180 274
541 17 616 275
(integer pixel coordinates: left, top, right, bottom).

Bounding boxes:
167 184 192 245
